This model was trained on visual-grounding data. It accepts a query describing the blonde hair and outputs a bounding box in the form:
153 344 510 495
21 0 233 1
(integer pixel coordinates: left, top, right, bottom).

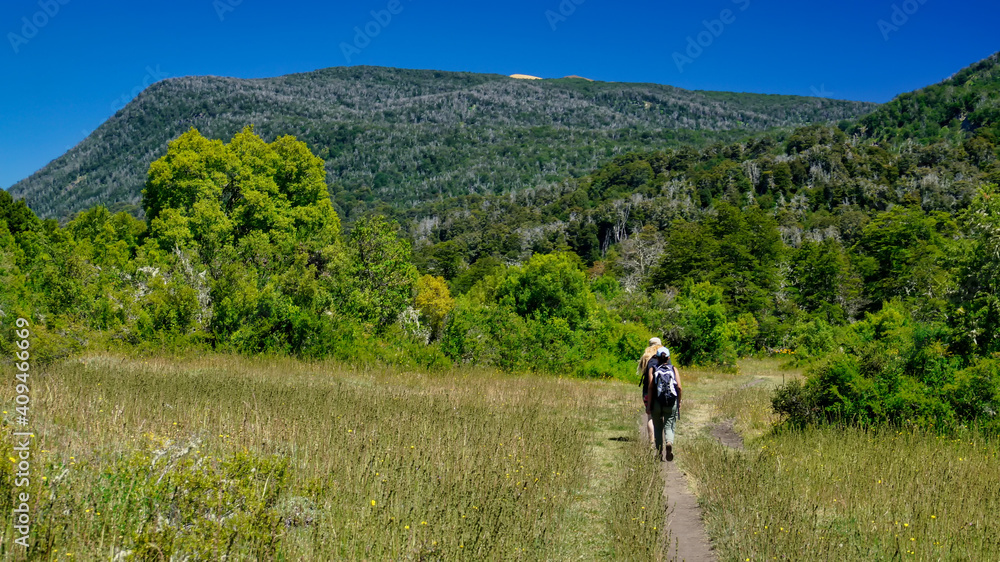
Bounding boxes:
636 343 660 382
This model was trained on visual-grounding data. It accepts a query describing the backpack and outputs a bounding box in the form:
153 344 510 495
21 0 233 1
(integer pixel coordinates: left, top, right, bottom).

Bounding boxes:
653 363 678 406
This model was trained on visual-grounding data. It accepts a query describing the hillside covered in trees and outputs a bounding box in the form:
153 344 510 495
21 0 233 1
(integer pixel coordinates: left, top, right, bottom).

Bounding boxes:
3 53 1000 434
855 52 1000 145
8 66 876 221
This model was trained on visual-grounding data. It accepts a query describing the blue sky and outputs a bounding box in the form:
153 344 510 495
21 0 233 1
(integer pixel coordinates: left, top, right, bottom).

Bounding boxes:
1 0 997 189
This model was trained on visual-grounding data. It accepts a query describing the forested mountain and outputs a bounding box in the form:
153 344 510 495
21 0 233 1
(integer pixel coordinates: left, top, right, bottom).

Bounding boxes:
855 52 1000 144
8 66 876 221
403 119 998 277
401 53 1000 287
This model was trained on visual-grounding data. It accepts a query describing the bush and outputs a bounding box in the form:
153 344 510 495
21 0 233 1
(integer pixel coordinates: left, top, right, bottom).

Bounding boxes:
773 302 1000 433
946 357 1000 431
671 281 737 368
112 443 289 560
790 318 837 362
770 379 821 428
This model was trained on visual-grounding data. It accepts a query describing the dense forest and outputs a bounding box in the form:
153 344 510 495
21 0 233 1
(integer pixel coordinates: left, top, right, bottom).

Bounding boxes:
9 66 876 221
2 53 1000 435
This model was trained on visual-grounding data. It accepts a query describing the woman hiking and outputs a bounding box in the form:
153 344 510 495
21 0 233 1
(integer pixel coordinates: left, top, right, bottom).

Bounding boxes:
645 346 682 462
638 337 662 446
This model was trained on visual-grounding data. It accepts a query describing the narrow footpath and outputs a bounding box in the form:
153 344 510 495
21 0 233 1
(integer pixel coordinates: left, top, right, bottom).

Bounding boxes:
649 382 750 561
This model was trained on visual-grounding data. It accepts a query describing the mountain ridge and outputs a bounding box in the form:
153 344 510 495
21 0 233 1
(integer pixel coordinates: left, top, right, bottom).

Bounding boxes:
8 65 877 221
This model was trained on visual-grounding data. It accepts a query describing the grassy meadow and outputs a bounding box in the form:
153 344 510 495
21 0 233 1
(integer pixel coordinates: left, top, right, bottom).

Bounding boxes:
1 353 667 561
4 353 999 561
679 359 1000 562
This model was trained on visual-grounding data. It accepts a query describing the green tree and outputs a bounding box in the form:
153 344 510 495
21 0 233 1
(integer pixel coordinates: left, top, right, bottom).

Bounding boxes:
669 281 737 367
0 190 39 236
415 274 455 338
143 126 345 348
791 238 862 323
346 215 418 330
853 204 958 317
954 184 1000 355
143 126 340 268
494 252 594 329
652 203 781 316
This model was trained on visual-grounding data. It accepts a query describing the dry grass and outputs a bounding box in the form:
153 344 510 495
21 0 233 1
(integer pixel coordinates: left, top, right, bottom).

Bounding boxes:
0 353 668 560
680 358 1000 561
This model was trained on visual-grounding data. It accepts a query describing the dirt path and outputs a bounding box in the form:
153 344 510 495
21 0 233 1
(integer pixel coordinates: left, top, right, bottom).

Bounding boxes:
709 418 744 450
660 460 715 561
647 379 758 561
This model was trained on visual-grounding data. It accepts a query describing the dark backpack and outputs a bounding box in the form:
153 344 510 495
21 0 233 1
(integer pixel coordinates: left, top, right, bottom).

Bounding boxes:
653 363 678 406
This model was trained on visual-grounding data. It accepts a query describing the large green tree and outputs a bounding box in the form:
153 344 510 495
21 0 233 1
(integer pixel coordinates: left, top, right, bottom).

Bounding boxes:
143 126 346 350
853 204 958 317
494 252 594 330
143 126 341 269
954 184 1000 355
651 203 782 316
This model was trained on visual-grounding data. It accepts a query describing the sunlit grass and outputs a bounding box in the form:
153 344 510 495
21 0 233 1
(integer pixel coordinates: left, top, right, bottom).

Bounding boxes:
0 353 669 560
682 359 1000 561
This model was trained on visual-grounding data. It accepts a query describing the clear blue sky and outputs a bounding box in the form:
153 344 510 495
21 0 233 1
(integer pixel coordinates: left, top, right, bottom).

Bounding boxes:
1 0 997 189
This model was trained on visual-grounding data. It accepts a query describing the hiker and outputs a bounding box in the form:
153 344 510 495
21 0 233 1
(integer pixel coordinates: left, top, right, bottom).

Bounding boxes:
645 346 682 462
638 337 662 445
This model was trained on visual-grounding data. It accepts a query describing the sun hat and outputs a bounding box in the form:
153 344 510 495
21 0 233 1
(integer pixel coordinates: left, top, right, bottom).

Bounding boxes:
656 346 670 358
649 337 662 346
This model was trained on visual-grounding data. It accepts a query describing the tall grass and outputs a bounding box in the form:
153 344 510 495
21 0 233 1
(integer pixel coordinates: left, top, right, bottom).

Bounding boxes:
607 435 670 561
0 353 668 560
683 363 1000 561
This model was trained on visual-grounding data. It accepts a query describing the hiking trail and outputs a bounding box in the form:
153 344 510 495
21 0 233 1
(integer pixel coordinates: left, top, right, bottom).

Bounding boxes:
647 376 770 561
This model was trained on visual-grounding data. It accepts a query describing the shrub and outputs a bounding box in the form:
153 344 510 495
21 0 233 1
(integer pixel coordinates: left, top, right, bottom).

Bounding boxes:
671 281 737 367
773 301 1000 433
790 318 837 362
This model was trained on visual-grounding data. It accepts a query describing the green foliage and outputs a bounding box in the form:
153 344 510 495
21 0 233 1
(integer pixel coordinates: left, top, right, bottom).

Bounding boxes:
789 318 837 362
494 252 594 329
414 274 455 339
790 239 861 324
0 188 40 235
651 203 782 318
122 446 290 560
953 184 1000 355
143 126 340 263
344 215 418 331
773 301 1000 433
853 204 958 318
669 281 738 368
441 259 650 380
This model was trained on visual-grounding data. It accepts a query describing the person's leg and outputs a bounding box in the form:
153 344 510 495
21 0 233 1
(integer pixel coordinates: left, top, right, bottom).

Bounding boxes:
643 395 655 445
661 402 676 460
650 402 665 455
